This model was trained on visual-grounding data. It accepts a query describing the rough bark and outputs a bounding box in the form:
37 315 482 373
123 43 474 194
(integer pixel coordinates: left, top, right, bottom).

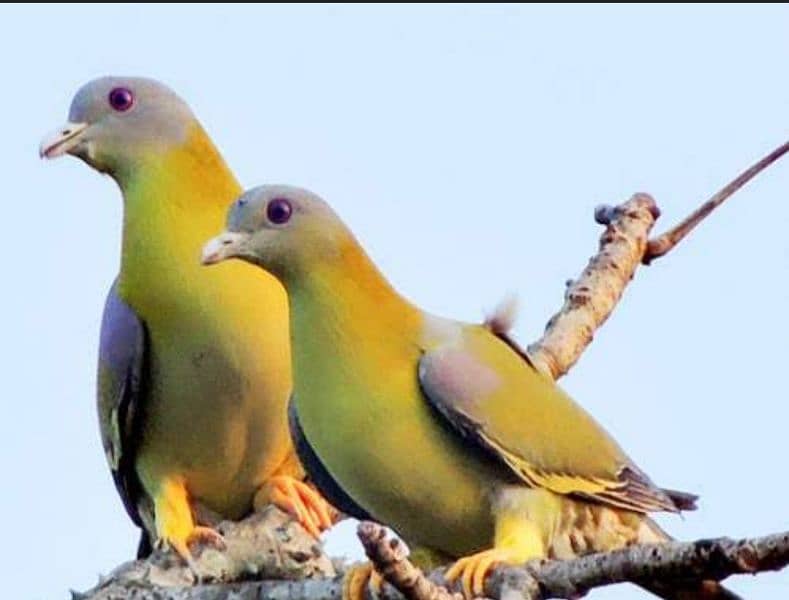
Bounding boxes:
77 522 789 600
360 523 789 600
75 507 335 599
525 192 660 379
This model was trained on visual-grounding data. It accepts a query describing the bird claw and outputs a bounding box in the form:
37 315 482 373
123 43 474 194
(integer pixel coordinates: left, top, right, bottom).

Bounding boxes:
445 548 516 599
157 525 227 580
188 525 226 551
343 563 384 600
261 476 336 538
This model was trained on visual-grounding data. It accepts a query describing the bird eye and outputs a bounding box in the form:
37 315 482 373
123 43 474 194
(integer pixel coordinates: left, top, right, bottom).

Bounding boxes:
108 87 134 112
266 198 293 225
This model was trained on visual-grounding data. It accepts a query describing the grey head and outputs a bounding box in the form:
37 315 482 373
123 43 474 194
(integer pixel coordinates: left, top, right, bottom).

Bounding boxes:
40 76 196 174
201 185 352 281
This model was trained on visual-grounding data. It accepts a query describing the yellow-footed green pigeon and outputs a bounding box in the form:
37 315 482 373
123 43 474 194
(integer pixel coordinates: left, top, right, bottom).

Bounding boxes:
201 185 740 600
40 79 335 563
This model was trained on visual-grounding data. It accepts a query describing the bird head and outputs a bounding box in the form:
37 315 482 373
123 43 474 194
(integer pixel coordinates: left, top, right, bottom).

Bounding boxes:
202 185 350 283
39 76 195 175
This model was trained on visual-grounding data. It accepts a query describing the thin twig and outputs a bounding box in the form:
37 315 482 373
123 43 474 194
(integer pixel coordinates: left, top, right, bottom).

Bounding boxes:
644 139 789 264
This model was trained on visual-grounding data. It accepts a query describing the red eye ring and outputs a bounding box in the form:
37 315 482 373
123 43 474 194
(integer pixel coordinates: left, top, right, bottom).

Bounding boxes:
108 87 134 112
267 198 293 225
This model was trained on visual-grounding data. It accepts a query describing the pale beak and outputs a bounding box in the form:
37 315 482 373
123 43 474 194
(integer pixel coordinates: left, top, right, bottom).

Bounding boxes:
39 121 89 159
201 232 248 265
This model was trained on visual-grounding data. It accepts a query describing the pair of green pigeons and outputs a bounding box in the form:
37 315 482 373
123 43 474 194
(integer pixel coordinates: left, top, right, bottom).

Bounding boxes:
41 77 736 599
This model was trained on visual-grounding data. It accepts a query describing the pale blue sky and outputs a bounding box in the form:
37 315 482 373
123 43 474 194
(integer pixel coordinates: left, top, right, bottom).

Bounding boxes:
2 5 787 599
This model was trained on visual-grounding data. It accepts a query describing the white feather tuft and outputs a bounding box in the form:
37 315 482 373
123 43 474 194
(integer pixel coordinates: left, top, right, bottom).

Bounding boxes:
484 294 519 334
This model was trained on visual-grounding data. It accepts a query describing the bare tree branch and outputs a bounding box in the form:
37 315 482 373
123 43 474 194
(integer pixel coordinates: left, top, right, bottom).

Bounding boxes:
527 138 789 380
526 193 660 379
358 524 789 600
76 506 335 599
79 525 788 600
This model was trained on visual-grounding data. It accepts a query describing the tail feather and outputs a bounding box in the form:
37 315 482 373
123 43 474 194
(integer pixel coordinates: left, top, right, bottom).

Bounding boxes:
662 488 699 512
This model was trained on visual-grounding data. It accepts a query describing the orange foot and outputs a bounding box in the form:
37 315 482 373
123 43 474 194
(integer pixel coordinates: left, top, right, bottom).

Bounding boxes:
445 548 520 599
342 562 384 600
262 476 336 538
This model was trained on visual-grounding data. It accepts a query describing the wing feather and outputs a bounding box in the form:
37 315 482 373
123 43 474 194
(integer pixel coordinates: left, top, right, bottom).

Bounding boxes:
418 327 695 514
96 279 149 535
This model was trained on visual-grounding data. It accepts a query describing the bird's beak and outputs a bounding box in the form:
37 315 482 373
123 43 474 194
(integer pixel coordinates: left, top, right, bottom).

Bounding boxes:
201 231 249 266
39 121 89 159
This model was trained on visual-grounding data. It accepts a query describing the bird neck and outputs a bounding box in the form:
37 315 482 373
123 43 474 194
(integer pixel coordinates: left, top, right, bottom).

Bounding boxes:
115 124 243 304
288 238 422 366
287 238 425 447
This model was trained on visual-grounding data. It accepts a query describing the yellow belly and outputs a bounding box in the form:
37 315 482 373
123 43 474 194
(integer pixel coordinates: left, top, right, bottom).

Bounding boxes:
132 263 295 519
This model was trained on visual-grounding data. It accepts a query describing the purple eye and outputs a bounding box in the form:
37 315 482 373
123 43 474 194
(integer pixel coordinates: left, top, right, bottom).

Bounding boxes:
267 198 293 225
108 87 134 112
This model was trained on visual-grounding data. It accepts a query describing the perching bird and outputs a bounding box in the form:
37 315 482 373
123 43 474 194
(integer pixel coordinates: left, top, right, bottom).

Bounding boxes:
40 78 334 563
202 185 740 600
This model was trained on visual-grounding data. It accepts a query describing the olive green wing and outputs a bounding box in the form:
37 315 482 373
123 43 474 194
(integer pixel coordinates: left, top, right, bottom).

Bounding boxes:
418 326 696 514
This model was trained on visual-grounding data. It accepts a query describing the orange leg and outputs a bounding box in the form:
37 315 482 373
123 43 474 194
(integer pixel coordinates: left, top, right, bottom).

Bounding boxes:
447 487 552 598
151 477 226 572
257 476 336 538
